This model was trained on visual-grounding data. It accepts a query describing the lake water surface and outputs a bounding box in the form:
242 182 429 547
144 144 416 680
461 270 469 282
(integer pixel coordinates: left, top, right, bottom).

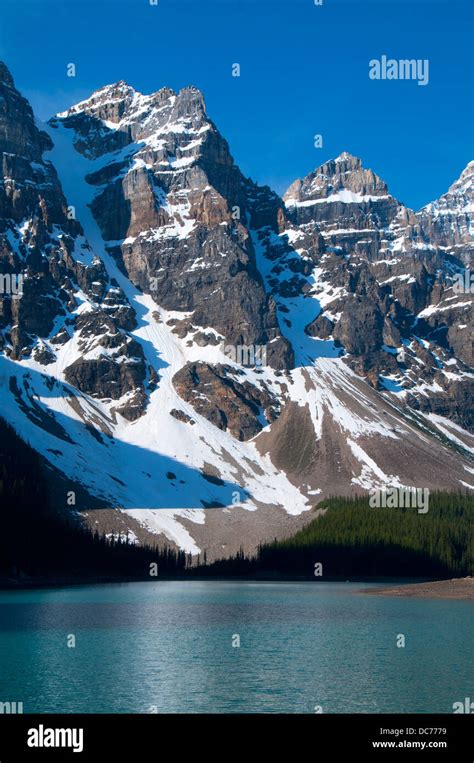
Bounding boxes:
0 581 471 713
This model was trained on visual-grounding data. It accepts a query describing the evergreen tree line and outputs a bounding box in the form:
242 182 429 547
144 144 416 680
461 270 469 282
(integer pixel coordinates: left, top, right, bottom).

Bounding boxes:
194 493 474 579
0 415 472 582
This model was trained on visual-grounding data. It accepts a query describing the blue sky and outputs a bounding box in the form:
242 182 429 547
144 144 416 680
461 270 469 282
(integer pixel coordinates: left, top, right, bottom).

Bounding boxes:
0 0 472 209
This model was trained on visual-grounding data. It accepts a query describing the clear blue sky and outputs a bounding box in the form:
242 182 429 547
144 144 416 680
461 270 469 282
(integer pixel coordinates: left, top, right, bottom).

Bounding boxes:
0 0 472 209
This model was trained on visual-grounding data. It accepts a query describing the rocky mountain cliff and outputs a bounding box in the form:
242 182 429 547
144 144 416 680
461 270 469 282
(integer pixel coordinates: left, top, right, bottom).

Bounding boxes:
0 62 472 559
281 151 473 429
418 160 474 266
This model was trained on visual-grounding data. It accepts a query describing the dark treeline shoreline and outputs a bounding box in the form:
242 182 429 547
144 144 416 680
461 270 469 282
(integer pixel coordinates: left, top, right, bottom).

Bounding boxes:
193 492 473 580
1 417 472 589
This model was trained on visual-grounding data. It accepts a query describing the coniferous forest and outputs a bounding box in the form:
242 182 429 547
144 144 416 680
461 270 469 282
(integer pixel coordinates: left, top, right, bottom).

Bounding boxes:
191 494 473 579
0 417 186 584
0 416 472 585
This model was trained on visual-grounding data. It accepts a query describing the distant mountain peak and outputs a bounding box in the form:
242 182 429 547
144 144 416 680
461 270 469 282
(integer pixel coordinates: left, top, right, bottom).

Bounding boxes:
422 159 474 212
56 80 207 126
0 60 14 88
334 151 363 167
56 80 139 119
451 159 474 189
418 160 474 264
284 152 389 206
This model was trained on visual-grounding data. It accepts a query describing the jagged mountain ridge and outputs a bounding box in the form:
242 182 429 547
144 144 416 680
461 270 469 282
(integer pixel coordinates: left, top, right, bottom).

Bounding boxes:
419 160 474 266
0 62 472 559
279 151 473 427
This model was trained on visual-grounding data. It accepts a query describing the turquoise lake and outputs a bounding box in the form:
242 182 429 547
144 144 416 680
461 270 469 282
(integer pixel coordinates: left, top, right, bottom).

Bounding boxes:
0 581 471 713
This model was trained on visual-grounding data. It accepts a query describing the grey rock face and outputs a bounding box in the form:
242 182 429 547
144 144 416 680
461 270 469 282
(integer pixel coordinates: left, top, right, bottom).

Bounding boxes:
0 64 81 357
275 153 473 429
172 362 279 441
418 160 474 266
54 81 293 371
0 62 150 414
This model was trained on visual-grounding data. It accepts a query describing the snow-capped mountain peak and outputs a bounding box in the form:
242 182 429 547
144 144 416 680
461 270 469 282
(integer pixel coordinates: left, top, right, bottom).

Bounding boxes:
0 60 472 559
56 80 139 120
283 152 391 210
418 160 474 265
